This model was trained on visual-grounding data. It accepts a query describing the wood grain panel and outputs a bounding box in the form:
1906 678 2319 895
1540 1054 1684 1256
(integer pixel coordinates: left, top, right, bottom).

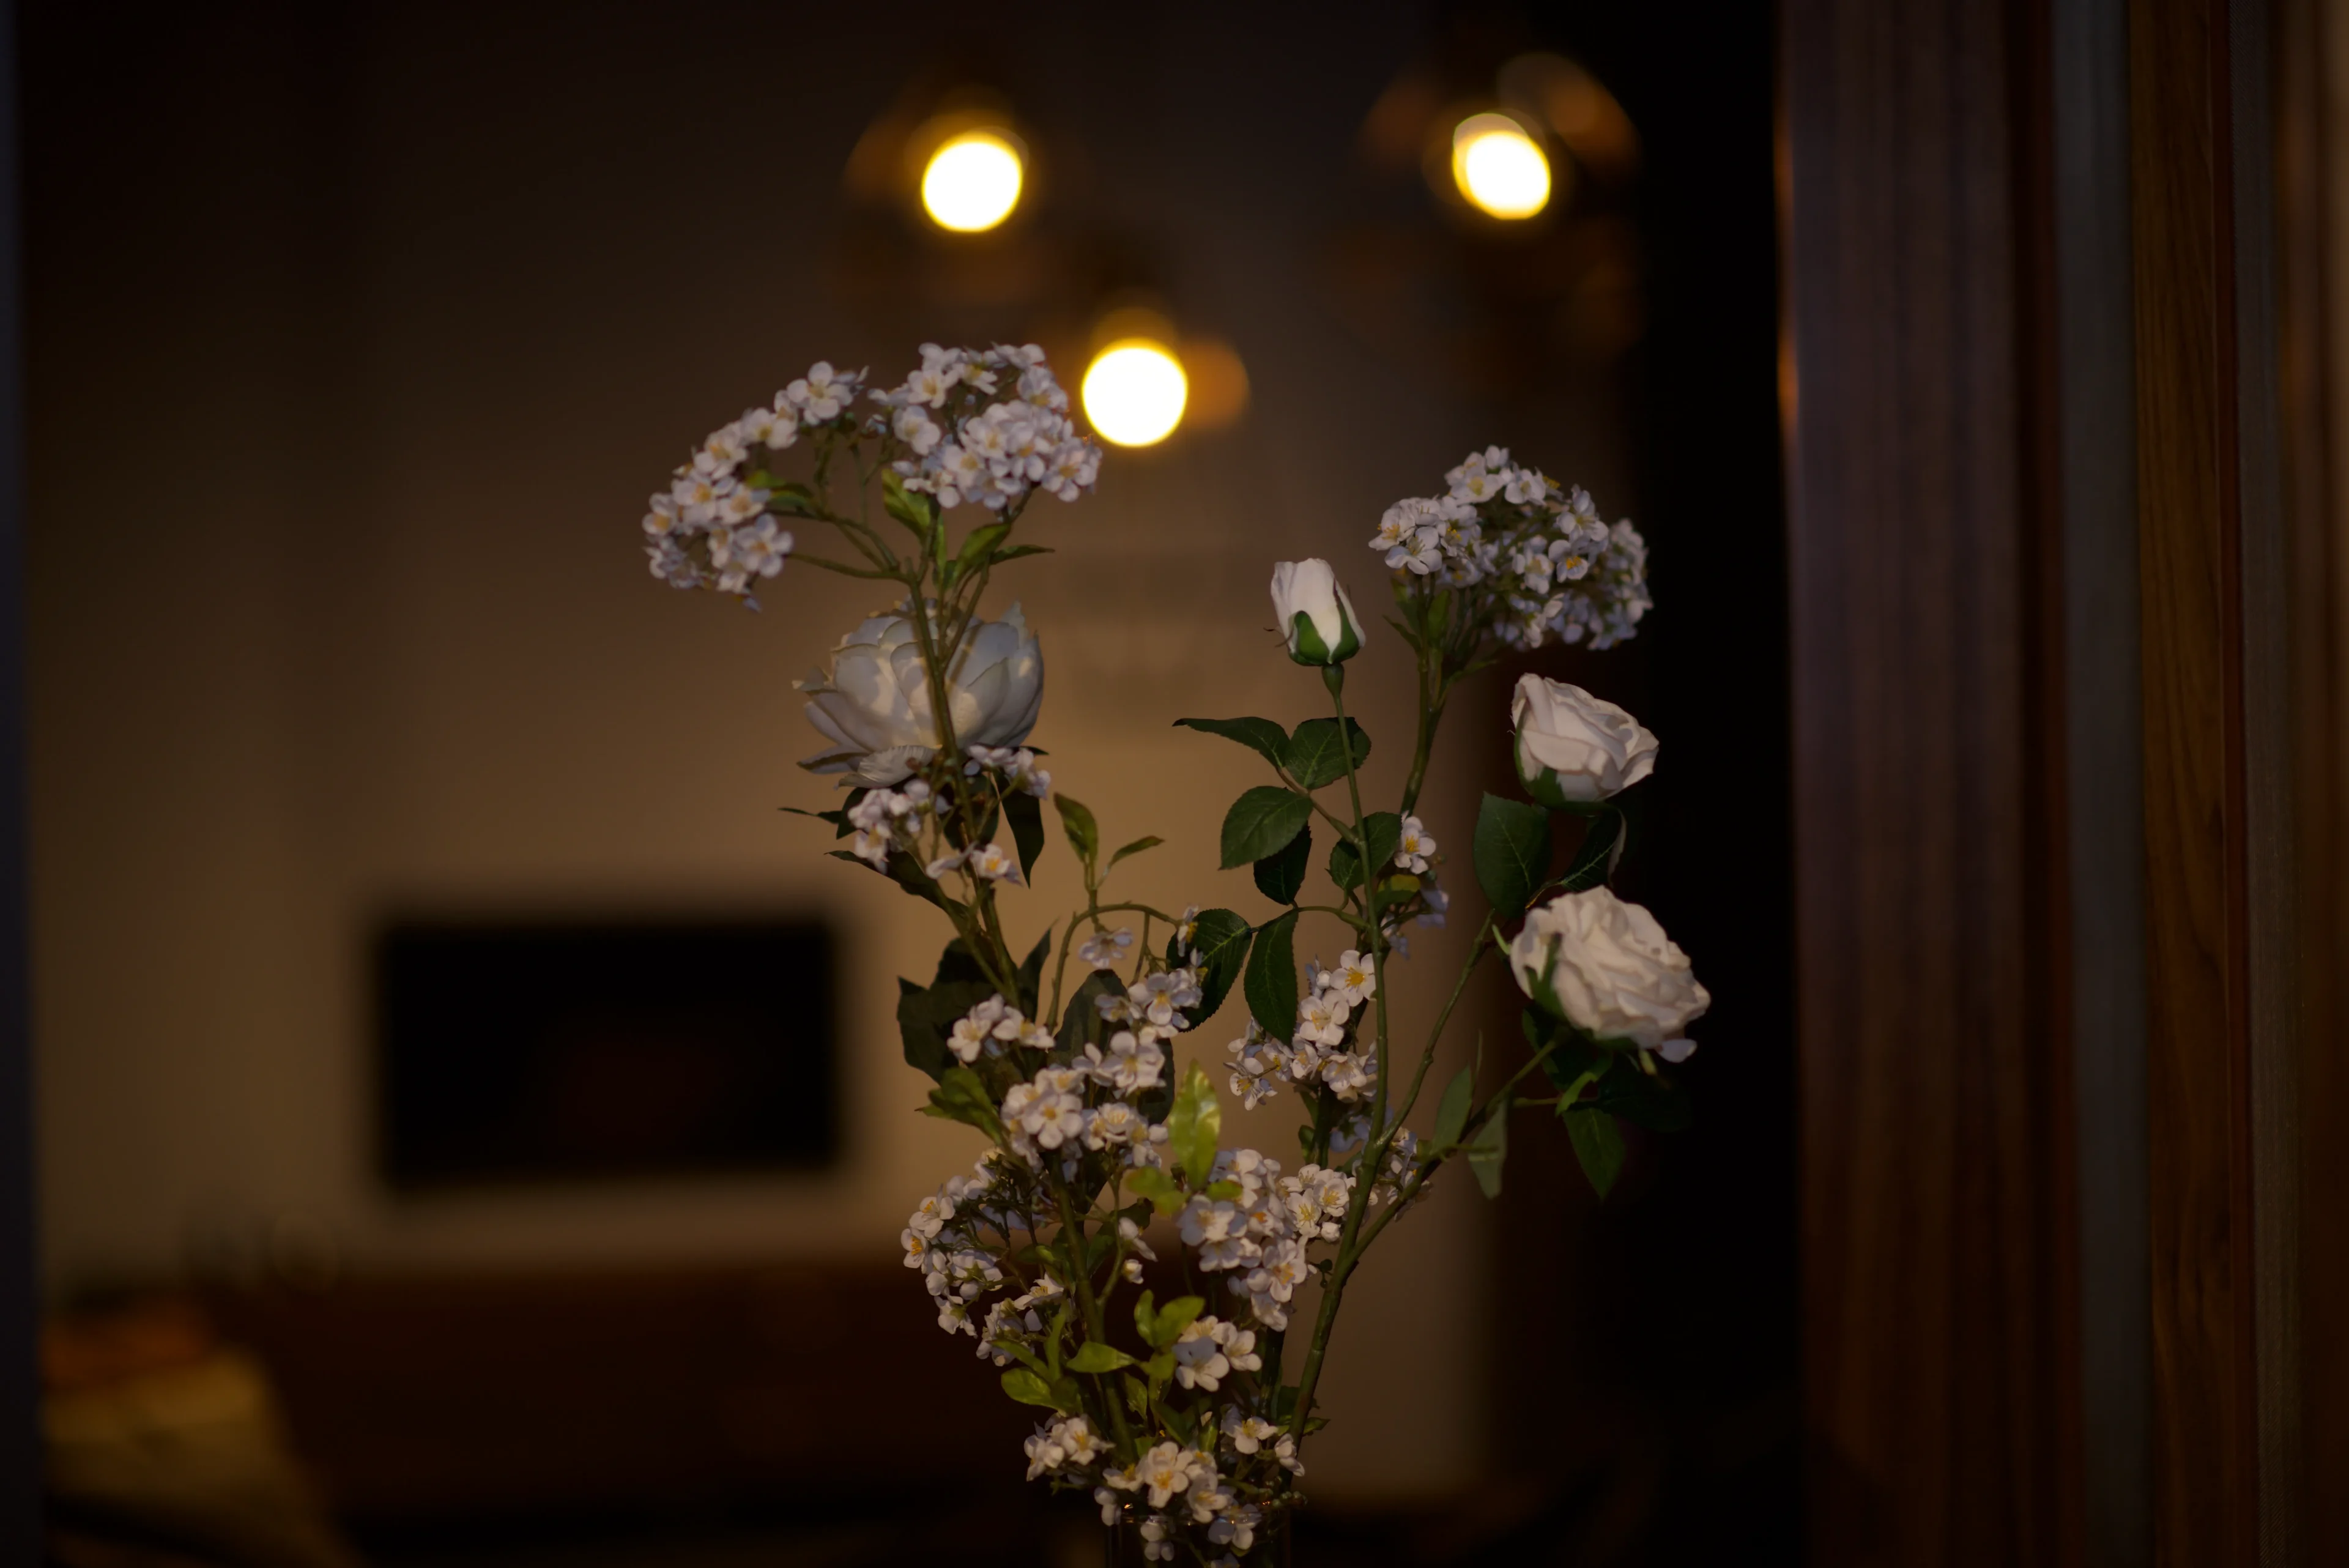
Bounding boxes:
1781 2 2079 1562
2126 2 2263 1562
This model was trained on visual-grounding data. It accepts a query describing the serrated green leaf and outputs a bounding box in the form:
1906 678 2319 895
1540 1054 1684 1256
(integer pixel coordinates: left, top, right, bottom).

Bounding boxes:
1432 1065 1475 1150
1282 716 1372 790
1174 716 1290 768
1244 909 1299 1038
1219 786 1312 869
1559 808 1624 893
1055 793 1099 866
1068 1342 1138 1374
1167 1065 1222 1186
1565 1105 1625 1198
1473 793 1552 919
1108 835 1164 869
1006 789 1047 882
1126 1165 1186 1216
1175 908 1253 1023
1466 1104 1508 1197
1592 1066 1694 1132
1252 821 1312 904
1327 812 1403 891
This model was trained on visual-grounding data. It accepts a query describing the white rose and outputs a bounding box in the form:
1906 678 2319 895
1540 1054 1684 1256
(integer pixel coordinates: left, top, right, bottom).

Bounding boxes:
1269 558 1363 666
1510 675 1658 806
797 604 1044 786
1508 886 1707 1061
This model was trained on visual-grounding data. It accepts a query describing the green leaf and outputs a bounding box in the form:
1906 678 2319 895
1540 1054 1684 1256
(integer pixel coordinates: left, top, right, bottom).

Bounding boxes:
991 543 1053 564
1000 1367 1076 1411
1565 1105 1626 1198
1121 1375 1150 1417
1252 822 1312 904
1282 716 1372 790
1559 809 1624 893
1132 1289 1157 1343
1244 909 1300 1038
1015 929 1050 1016
1466 1105 1508 1198
1592 1066 1694 1132
1054 793 1100 867
922 1065 1001 1134
942 520 1013 588
1167 1064 1222 1186
897 978 995 1081
1150 1295 1207 1350
1327 811 1403 891
1472 793 1553 919
1174 716 1290 769
1220 786 1312 869
1006 790 1047 882
1067 1342 1138 1374
1056 970 1124 1057
881 469 935 533
1126 1165 1186 1216
1108 835 1164 869
828 847 966 915
1432 1065 1475 1150
1178 908 1253 1022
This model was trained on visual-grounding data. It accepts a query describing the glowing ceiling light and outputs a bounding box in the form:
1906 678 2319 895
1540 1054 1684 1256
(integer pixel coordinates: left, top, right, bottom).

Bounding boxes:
1082 340 1189 447
1451 114 1551 219
921 131 1023 232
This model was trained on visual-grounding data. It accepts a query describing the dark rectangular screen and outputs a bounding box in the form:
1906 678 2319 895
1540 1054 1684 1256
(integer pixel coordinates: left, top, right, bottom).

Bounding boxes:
376 918 836 1189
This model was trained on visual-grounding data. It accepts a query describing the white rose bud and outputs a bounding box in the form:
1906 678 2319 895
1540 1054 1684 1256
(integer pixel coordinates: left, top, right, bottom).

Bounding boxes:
1510 675 1659 808
796 604 1044 786
1269 558 1364 666
1508 886 1708 1061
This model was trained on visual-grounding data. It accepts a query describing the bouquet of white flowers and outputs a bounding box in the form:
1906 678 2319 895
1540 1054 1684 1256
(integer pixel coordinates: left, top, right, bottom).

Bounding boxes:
637 344 1705 1566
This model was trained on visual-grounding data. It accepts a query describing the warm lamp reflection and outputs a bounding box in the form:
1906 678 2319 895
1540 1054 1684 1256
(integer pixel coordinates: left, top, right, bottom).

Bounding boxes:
1450 113 1551 219
920 131 1023 231
1082 341 1188 447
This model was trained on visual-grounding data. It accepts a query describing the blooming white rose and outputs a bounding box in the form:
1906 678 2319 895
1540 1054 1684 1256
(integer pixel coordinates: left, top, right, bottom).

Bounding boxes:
1512 675 1658 807
796 604 1044 786
1508 886 1708 1060
1269 559 1363 666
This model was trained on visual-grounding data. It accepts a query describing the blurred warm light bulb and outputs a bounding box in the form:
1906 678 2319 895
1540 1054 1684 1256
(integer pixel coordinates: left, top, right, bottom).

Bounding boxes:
921 131 1023 231
1082 341 1188 447
1452 114 1551 219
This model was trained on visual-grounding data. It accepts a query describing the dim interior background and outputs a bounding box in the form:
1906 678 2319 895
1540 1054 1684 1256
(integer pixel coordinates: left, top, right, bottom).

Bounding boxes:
20 2 1790 1565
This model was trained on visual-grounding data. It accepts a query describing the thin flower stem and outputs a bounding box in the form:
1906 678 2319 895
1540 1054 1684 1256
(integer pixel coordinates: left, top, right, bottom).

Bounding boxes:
1389 914 1498 1129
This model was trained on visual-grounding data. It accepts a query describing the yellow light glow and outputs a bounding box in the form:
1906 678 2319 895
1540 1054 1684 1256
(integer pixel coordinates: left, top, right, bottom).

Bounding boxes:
921 132 1023 232
1082 341 1189 447
1451 114 1551 219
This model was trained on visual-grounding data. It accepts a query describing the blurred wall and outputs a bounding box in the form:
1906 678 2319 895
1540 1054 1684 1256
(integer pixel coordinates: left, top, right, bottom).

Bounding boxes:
20 0 1646 1501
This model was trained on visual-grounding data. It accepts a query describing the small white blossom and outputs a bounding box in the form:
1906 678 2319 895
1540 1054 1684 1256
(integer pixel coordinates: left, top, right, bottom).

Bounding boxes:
1078 927 1135 968
1395 815 1437 874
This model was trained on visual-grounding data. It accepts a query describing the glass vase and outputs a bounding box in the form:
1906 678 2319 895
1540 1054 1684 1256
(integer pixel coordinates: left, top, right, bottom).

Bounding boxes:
1102 1499 1293 1566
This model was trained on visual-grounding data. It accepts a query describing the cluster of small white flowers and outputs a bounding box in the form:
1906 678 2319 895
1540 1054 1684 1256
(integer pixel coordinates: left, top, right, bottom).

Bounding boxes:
1367 447 1652 651
1097 968 1205 1033
926 840 1024 885
642 360 872 606
947 994 1055 1065
901 1161 1017 1335
1024 1413 1107 1481
1170 1313 1264 1392
990 1023 1181 1170
963 744 1052 797
843 780 939 869
1329 1115 1425 1210
1178 1150 1348 1331
876 343 1102 511
1224 951 1380 1108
